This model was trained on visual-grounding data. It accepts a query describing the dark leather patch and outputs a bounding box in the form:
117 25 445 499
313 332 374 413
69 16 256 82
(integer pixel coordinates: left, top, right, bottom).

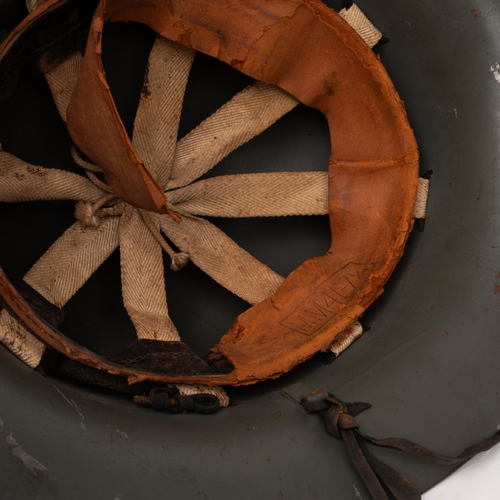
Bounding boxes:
109 339 217 377
52 340 218 395
53 353 155 395
8 277 64 329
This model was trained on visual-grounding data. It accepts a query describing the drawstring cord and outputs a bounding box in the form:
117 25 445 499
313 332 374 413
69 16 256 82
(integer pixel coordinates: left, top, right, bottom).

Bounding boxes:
72 144 190 271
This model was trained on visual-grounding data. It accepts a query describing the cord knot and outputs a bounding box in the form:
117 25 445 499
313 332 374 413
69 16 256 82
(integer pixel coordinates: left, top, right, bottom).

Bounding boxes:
302 390 369 438
74 201 100 228
170 252 190 271
301 389 500 499
74 194 118 229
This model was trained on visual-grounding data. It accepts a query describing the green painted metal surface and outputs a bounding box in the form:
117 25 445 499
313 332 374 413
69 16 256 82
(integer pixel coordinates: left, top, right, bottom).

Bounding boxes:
0 0 499 498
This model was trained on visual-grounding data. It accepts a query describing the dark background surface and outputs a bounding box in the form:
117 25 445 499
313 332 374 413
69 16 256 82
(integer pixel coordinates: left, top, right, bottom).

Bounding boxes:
0 0 499 498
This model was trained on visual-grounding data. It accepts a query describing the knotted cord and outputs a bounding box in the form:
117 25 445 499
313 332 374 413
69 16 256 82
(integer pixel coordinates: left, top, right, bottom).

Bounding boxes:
302 390 500 500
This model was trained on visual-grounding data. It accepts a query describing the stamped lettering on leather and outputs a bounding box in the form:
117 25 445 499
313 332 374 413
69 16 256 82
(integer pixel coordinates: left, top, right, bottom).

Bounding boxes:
279 263 378 336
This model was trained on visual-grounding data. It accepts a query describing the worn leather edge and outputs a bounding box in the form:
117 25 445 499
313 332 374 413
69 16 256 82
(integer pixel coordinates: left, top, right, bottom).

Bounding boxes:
65 0 177 216
0 0 419 386
0 266 227 386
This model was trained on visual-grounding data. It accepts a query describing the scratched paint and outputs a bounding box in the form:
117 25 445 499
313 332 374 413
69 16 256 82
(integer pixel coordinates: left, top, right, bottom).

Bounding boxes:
353 484 363 499
6 432 48 476
5 432 16 446
53 385 86 430
490 63 500 84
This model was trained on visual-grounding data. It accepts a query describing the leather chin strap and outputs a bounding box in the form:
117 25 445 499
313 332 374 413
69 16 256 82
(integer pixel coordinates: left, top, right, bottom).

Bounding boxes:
302 390 500 500
0 0 419 386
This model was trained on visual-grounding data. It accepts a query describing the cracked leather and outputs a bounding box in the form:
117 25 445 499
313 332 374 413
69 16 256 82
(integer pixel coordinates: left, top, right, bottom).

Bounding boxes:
0 0 419 386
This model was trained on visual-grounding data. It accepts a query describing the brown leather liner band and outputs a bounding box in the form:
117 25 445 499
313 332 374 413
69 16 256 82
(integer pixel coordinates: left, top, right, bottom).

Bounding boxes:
1 0 419 386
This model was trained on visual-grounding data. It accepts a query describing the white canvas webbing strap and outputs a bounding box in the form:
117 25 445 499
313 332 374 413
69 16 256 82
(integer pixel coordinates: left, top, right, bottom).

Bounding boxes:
159 211 284 305
166 82 299 190
0 148 103 202
168 172 329 218
133 37 195 187
24 220 119 307
413 177 430 219
119 37 192 343
339 3 383 49
45 54 83 123
329 320 364 357
119 206 180 341
0 219 120 366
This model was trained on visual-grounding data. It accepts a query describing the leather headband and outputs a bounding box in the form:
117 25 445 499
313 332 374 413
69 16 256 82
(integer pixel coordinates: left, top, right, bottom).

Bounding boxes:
0 0 419 386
